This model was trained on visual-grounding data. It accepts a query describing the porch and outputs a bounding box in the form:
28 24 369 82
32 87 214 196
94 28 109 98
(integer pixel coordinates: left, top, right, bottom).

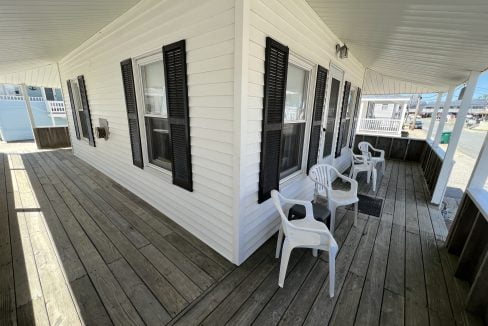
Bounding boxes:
0 144 481 325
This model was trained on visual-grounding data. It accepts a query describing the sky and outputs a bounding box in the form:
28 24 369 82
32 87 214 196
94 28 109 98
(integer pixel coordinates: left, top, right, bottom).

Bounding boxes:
420 70 488 103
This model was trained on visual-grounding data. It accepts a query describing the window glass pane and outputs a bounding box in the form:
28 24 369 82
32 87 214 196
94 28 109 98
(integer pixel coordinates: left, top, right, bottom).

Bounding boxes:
281 123 305 178
280 63 309 179
145 117 172 170
71 80 88 139
284 64 308 122
141 60 166 116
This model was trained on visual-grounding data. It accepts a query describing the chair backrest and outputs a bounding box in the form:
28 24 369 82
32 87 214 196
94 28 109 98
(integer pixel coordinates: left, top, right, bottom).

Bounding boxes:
270 190 294 236
358 141 372 158
309 164 335 195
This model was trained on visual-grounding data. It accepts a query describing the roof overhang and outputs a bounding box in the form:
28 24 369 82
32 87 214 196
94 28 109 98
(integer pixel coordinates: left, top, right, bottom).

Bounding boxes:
307 0 488 94
0 0 140 86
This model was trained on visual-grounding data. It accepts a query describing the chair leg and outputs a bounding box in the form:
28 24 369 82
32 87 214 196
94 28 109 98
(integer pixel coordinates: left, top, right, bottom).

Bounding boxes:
275 226 284 259
329 202 336 234
312 248 318 257
278 241 292 288
354 201 358 227
372 168 377 192
329 246 337 297
382 161 385 175
367 169 371 184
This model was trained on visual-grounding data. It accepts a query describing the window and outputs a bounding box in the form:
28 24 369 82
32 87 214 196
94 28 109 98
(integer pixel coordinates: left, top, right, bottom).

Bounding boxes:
341 87 358 150
136 55 172 172
323 78 341 157
69 79 89 139
280 63 310 179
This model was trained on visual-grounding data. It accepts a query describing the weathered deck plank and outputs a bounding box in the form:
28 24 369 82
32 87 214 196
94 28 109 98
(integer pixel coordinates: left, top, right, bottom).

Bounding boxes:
0 146 475 326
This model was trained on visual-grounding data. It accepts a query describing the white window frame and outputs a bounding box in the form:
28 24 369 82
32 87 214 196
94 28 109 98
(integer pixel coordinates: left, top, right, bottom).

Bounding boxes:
344 85 358 149
133 50 172 178
279 53 316 185
69 78 89 144
319 64 344 162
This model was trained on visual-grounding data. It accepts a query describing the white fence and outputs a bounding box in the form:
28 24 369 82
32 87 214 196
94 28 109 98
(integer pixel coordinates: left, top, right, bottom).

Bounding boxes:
357 118 403 136
47 101 66 115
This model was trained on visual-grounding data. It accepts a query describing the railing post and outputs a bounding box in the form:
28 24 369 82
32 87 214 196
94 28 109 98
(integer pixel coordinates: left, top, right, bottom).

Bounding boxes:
432 71 481 205
433 86 455 147
426 92 443 141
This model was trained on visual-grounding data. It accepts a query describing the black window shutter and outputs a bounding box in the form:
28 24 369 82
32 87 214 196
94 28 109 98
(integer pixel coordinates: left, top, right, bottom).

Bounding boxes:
66 80 81 140
307 65 328 173
349 87 362 148
335 81 351 157
258 37 289 203
163 40 193 192
77 75 96 147
120 59 144 169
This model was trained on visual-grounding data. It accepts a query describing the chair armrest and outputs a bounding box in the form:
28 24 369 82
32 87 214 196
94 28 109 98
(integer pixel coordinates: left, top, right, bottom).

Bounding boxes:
371 147 385 158
288 223 337 248
336 174 358 194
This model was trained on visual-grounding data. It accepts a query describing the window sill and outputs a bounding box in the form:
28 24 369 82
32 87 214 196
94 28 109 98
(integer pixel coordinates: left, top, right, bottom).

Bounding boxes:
279 169 304 188
144 163 172 182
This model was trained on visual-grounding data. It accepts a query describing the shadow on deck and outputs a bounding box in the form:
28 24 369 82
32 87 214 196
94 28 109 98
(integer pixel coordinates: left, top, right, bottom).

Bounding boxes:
0 146 482 325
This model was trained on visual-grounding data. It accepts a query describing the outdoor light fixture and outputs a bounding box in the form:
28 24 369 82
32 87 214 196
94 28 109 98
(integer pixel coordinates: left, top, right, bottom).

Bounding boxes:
336 44 348 59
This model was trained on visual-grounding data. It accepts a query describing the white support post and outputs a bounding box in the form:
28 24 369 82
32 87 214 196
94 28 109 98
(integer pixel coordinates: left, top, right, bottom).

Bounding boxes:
431 71 481 205
411 96 421 130
426 92 443 141
467 132 488 189
356 101 365 133
433 86 455 147
20 84 38 147
399 103 408 135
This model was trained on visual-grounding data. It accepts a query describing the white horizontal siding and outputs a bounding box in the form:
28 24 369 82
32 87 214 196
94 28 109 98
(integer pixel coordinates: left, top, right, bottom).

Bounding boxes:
239 0 365 262
59 0 236 261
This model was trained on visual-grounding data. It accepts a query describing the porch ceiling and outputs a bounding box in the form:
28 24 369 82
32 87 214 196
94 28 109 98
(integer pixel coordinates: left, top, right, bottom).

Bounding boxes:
0 0 140 76
307 0 488 94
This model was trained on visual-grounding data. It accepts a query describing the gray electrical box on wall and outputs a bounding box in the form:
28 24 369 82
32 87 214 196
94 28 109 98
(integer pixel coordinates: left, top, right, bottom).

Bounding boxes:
97 118 109 140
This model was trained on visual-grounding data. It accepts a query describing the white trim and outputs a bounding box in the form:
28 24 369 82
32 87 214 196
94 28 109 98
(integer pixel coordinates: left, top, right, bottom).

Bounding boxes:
320 63 344 163
278 52 316 182
233 0 250 264
133 52 173 175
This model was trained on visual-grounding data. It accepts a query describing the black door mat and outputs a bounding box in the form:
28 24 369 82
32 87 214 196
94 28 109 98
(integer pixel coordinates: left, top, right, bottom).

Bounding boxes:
346 194 383 217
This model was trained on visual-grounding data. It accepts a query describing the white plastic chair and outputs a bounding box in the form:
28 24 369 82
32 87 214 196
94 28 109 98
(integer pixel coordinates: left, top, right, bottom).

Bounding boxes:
358 141 385 175
271 190 338 297
309 164 359 234
348 148 377 192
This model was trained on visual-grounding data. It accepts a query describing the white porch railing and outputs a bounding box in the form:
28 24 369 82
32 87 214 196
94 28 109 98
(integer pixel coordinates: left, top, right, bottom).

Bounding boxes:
357 118 403 136
0 95 44 101
47 101 66 115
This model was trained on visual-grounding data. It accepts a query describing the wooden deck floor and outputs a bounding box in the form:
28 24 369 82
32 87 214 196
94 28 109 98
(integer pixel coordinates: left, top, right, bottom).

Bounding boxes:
0 146 482 325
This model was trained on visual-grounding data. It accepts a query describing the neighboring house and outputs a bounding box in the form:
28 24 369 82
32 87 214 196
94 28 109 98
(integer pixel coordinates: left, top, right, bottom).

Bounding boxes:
420 98 488 117
58 0 364 264
0 84 68 142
